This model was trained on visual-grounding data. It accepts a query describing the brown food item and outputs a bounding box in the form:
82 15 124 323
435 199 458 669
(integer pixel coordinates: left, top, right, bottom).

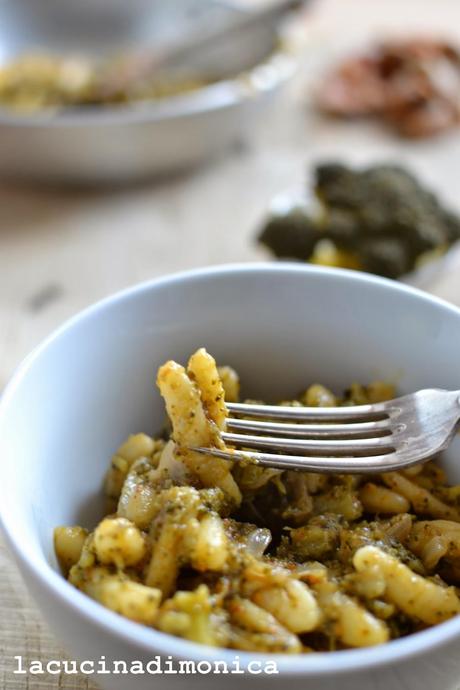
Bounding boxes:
316 37 460 138
316 56 386 116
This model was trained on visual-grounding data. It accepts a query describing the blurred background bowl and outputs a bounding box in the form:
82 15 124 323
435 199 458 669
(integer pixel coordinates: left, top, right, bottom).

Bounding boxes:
0 0 296 184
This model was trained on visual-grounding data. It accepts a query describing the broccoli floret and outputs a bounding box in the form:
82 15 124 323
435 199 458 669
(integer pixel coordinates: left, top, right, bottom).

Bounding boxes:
258 162 460 279
258 208 320 260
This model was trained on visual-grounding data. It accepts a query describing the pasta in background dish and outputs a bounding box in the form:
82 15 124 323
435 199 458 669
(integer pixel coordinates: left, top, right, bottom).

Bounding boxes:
55 348 460 652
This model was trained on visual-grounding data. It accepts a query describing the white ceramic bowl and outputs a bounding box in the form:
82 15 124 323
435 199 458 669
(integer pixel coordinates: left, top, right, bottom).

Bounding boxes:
2 263 460 690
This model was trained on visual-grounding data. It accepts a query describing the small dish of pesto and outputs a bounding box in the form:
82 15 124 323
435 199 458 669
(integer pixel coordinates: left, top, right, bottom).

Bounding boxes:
258 162 460 281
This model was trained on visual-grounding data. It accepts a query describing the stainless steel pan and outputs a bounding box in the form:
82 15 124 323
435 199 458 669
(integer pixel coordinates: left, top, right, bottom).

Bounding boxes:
0 0 296 183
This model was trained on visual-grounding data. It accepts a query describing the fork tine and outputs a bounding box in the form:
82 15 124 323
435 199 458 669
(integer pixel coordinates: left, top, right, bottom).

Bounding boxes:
190 447 406 473
226 401 388 422
226 417 391 438
220 431 394 456
188 389 460 474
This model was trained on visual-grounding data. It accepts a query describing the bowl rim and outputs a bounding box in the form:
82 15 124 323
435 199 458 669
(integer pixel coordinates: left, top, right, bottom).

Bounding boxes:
2 261 460 675
0 50 295 128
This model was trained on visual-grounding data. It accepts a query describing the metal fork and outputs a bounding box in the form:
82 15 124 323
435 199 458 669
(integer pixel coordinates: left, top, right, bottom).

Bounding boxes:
191 389 460 473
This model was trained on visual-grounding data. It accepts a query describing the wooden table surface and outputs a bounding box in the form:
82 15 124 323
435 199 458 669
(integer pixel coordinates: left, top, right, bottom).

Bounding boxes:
2 0 460 688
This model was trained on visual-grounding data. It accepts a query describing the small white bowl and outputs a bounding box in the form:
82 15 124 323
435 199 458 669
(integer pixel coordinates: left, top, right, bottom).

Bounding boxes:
2 263 460 690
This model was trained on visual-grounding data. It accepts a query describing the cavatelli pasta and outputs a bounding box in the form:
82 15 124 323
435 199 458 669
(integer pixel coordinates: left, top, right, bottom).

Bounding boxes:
55 348 460 652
